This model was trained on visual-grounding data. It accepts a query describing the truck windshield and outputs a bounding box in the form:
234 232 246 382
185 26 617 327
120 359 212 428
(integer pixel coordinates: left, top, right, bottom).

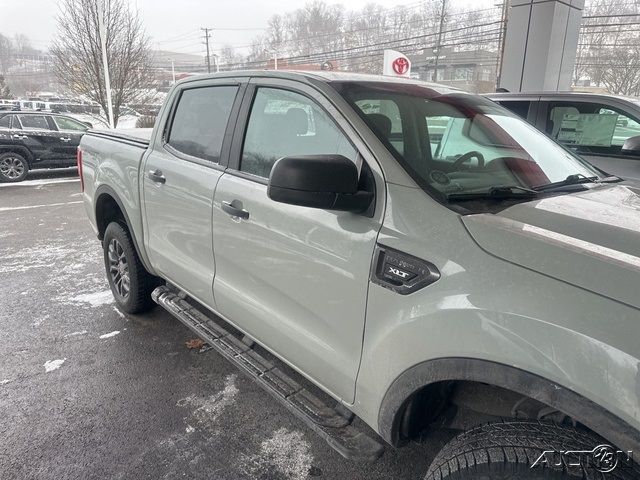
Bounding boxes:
335 82 600 201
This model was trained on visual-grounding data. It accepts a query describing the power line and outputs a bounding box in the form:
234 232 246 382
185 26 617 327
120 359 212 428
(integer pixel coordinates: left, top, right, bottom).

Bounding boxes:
222 4 503 52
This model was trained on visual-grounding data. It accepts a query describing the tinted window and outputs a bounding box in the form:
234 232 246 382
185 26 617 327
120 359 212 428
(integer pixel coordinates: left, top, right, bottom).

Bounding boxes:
497 100 531 120
547 102 640 156
0 115 10 128
19 115 49 130
168 85 238 162
54 116 88 132
241 88 357 178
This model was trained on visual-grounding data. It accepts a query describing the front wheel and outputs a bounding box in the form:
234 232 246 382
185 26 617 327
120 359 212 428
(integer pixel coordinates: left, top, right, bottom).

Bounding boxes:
0 152 29 182
103 222 160 313
425 420 639 480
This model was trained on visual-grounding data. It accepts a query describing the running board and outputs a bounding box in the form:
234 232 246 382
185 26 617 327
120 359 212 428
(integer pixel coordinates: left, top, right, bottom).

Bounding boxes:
152 286 385 462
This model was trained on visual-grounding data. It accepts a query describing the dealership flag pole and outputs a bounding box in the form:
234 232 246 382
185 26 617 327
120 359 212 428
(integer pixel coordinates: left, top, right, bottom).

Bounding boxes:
98 0 115 129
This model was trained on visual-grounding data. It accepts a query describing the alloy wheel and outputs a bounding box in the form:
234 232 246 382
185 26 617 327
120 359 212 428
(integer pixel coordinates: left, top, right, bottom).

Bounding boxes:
108 238 130 299
0 157 25 179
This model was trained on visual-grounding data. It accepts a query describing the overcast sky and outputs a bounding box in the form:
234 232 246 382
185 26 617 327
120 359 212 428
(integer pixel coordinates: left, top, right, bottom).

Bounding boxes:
3 0 492 56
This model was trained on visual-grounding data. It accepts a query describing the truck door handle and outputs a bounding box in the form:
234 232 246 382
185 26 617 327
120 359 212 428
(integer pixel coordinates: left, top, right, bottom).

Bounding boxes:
60 137 72 142
221 200 249 220
12 134 27 140
148 169 166 184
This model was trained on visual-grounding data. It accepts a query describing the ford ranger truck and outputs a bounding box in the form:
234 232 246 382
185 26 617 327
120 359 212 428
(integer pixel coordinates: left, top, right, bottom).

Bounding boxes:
79 71 640 480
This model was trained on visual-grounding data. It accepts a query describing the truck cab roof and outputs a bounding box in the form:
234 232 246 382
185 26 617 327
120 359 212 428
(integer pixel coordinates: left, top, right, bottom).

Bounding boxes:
175 69 461 94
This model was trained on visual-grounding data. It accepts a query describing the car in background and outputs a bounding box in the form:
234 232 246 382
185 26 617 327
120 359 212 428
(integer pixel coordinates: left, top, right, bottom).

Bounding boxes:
0 111 90 182
485 92 640 183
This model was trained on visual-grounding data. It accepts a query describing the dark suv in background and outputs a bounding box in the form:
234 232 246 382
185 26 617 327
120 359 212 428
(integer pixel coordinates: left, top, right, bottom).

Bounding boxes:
486 92 640 183
0 111 90 182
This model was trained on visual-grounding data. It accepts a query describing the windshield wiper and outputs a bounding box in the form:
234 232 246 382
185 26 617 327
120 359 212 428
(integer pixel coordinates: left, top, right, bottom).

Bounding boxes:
534 174 599 192
447 185 539 202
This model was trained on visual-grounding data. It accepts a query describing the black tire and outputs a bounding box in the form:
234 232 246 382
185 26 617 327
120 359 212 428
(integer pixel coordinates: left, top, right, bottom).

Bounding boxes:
0 152 29 182
425 421 639 480
103 222 160 314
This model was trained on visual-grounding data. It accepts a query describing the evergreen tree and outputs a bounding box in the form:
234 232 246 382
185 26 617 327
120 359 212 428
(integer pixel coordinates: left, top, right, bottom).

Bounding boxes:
0 75 11 98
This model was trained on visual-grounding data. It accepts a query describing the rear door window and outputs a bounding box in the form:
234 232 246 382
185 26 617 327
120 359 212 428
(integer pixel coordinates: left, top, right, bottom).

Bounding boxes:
167 85 239 163
0 115 11 129
18 115 49 130
54 116 89 132
546 101 640 156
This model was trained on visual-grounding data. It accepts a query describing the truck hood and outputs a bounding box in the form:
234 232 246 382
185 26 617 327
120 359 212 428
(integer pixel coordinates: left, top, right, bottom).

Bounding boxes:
461 184 640 309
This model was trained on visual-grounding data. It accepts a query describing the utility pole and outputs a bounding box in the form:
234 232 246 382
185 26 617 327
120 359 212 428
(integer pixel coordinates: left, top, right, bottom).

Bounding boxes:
432 0 447 83
201 27 212 73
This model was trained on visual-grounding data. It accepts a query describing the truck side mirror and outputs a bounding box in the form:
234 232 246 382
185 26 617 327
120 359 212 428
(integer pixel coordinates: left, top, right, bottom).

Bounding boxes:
267 155 373 213
621 135 640 155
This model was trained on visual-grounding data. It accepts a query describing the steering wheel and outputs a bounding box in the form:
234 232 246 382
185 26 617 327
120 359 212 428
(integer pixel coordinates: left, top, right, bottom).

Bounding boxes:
452 151 485 170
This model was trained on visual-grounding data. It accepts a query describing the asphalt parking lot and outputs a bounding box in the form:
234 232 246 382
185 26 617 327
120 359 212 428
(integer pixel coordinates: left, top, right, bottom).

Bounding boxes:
0 170 450 480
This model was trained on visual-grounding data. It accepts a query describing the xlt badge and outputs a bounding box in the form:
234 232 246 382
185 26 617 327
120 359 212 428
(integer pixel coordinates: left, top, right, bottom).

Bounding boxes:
371 245 441 295
385 265 416 282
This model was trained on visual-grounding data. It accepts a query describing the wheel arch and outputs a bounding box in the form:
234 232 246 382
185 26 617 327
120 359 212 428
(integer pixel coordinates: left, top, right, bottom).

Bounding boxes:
0 146 33 164
378 357 640 454
94 184 153 274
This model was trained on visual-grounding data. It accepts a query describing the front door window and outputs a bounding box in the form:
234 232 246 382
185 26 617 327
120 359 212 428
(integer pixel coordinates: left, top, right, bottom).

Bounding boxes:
241 87 357 178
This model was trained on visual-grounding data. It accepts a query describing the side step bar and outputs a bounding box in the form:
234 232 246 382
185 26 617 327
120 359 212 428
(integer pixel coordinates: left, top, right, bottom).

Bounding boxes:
152 285 385 461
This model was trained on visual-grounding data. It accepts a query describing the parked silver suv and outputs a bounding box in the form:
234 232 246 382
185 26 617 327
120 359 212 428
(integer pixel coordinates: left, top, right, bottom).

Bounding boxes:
80 71 640 479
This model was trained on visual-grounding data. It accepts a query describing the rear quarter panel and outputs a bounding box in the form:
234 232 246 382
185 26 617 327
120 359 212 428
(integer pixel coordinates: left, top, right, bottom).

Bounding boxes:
80 132 153 270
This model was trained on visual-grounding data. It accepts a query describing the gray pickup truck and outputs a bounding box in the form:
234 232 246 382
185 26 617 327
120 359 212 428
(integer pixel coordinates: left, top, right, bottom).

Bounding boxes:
80 71 640 480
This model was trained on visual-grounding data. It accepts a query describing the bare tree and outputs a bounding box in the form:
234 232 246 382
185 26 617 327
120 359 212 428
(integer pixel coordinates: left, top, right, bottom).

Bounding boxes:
0 34 15 74
50 0 153 127
575 0 640 94
13 34 36 55
219 44 244 69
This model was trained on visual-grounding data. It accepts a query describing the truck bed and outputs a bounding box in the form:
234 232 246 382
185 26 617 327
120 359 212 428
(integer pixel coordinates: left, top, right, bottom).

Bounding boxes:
88 128 152 147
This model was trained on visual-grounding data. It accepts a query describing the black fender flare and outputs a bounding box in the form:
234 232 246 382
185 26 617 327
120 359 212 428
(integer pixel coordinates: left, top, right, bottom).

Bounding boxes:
94 184 154 274
378 357 640 454
0 145 34 165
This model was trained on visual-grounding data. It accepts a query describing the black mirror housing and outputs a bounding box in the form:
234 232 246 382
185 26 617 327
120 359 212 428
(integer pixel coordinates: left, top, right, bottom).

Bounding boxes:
268 155 373 212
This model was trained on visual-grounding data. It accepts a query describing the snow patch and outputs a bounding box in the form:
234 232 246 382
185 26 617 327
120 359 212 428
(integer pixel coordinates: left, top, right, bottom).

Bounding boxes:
177 374 239 434
112 306 126 319
31 314 50 327
65 330 88 337
0 200 82 212
242 428 313 480
99 330 120 339
0 238 104 307
44 358 66 372
0 177 79 188
70 290 113 307
0 379 10 385
185 425 195 434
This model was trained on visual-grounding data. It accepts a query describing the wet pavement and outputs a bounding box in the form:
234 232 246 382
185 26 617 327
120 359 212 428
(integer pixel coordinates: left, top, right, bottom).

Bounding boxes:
0 170 449 480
